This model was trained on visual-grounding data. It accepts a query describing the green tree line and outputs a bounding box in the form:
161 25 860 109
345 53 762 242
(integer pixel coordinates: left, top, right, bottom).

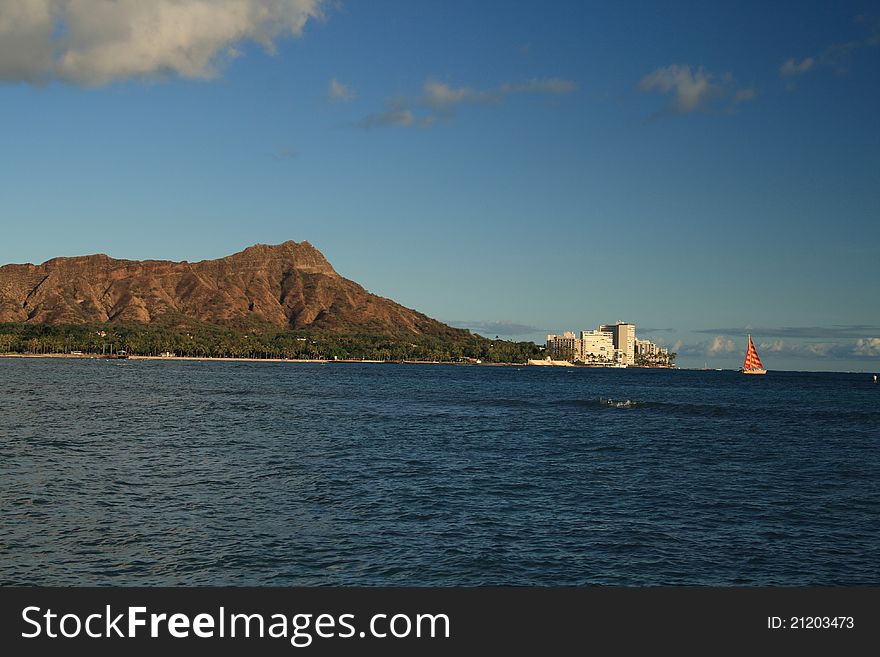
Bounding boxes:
634 351 677 367
0 322 543 363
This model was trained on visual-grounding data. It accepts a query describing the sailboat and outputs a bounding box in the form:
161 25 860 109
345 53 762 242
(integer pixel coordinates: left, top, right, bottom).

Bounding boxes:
740 335 767 375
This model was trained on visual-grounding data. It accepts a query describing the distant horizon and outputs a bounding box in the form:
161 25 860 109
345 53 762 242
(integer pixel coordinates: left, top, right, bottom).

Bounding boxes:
1 237 878 372
1 1 877 373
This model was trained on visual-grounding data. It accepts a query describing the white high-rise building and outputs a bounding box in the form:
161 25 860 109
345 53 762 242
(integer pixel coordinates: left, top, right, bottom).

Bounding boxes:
635 338 658 356
598 321 636 365
580 330 614 362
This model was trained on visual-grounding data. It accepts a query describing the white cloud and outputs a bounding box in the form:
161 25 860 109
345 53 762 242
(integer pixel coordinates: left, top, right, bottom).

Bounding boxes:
708 336 737 355
751 338 880 359
758 340 787 352
805 343 829 356
779 57 815 77
0 0 56 82
679 335 880 361
757 339 829 357
361 76 577 128
854 337 880 357
328 77 354 102
639 64 759 116
674 338 733 357
640 64 716 113
423 80 473 108
0 0 326 86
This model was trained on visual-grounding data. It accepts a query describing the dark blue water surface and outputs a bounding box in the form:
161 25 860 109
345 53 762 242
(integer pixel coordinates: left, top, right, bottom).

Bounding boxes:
1 359 878 585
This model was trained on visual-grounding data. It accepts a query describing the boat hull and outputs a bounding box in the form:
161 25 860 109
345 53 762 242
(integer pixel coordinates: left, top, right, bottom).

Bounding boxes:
740 369 767 375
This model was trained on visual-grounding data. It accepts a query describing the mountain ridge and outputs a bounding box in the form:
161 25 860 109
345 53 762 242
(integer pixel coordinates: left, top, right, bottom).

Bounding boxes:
0 241 465 337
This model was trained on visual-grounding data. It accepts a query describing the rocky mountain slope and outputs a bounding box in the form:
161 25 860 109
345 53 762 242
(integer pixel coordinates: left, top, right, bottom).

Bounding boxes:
0 241 464 337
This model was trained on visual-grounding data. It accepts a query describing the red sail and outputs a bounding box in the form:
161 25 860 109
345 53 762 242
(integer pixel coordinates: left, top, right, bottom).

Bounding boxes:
743 336 764 371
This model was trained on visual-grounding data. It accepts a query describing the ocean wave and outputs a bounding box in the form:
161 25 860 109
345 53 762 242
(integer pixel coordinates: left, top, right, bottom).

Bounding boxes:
559 398 740 417
556 398 643 410
599 398 639 409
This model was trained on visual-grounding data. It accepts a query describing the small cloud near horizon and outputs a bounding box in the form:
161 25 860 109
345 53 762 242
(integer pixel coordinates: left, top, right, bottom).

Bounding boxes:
676 334 880 360
754 339 879 359
673 337 736 357
854 337 880 357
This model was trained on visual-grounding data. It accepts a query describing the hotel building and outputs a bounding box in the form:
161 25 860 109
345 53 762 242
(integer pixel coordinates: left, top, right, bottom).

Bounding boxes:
580 330 615 362
598 321 636 366
546 331 579 361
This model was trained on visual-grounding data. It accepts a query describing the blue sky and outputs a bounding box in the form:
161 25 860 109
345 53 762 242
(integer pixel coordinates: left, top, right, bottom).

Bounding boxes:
1 0 878 370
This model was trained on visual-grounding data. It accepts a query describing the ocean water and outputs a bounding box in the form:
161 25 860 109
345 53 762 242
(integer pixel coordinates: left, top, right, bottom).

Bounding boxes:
1 359 877 586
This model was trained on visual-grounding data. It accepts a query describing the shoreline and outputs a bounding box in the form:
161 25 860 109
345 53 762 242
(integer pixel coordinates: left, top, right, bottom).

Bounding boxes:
0 352 674 368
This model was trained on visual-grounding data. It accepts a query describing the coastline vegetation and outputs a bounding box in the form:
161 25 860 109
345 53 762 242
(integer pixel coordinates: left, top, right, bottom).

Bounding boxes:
633 352 677 368
0 320 543 364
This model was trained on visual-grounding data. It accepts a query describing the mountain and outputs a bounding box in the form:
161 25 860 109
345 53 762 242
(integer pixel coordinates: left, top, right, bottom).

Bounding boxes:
0 241 465 337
